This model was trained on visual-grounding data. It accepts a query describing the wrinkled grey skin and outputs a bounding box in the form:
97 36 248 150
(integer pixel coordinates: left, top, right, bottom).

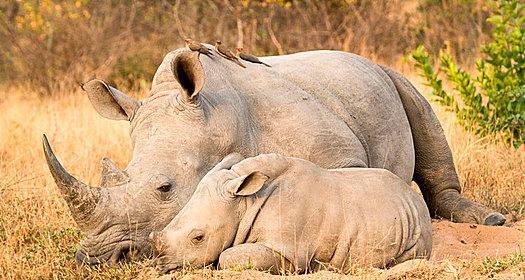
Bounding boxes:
152 153 432 274
43 46 504 265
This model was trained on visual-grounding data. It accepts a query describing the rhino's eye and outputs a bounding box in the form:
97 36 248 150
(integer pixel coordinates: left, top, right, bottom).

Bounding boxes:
189 230 205 245
157 182 172 193
193 235 204 243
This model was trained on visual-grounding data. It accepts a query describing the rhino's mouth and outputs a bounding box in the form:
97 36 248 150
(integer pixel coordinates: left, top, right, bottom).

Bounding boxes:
154 256 183 274
76 241 130 266
76 240 152 266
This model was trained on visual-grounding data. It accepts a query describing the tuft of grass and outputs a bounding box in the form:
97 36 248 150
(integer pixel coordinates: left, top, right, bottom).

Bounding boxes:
481 253 525 278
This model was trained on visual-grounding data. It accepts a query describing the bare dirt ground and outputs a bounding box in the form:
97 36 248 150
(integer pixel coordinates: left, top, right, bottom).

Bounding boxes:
432 220 525 261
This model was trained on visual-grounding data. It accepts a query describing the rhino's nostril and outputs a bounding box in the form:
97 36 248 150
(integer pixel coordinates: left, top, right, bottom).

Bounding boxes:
88 257 101 266
75 250 86 265
107 242 133 265
118 246 131 263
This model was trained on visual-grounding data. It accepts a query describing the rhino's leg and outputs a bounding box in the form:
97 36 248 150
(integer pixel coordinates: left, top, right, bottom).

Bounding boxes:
218 243 294 274
394 237 431 266
380 66 505 226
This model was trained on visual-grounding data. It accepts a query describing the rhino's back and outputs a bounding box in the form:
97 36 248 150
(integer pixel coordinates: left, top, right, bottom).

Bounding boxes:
262 51 415 182
250 166 431 270
328 168 432 267
154 49 415 182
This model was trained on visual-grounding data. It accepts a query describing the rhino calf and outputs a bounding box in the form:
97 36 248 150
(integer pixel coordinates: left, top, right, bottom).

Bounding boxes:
152 153 432 274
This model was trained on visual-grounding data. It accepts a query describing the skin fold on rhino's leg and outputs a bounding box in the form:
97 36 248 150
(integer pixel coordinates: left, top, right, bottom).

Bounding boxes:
218 243 294 274
380 66 506 226
393 238 431 266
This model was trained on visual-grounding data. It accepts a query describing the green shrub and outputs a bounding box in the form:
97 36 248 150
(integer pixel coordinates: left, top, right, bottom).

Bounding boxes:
412 0 524 148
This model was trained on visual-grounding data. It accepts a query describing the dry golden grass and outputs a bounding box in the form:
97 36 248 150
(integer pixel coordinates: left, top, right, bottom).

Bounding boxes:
0 78 524 279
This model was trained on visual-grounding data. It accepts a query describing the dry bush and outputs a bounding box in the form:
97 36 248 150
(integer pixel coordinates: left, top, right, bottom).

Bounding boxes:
172 0 415 60
0 0 491 95
413 0 492 64
0 1 177 95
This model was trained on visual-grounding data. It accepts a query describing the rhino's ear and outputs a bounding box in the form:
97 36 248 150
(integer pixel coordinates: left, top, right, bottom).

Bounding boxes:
227 172 269 197
171 51 204 103
82 79 140 121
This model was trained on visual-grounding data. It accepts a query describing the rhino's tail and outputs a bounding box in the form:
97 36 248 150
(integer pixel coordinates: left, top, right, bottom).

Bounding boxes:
379 65 505 226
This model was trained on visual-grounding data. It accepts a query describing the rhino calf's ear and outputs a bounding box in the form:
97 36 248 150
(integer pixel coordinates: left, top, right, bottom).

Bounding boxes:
171 51 205 103
82 79 140 121
227 172 269 197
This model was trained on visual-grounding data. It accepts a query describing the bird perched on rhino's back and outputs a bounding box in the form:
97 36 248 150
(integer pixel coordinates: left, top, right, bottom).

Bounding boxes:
185 39 212 56
215 41 246 68
235 47 271 67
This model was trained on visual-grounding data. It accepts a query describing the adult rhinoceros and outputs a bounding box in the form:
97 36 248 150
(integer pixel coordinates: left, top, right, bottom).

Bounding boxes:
43 47 505 265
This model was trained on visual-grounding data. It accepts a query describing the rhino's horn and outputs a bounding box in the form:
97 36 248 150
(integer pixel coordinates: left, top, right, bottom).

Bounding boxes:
43 135 101 228
100 157 129 188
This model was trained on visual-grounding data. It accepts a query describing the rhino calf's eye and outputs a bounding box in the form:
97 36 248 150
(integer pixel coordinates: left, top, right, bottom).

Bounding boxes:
189 230 206 245
192 234 204 244
157 182 172 193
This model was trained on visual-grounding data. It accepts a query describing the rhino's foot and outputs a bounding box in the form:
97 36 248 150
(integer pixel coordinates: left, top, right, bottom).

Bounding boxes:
432 190 506 226
484 212 506 226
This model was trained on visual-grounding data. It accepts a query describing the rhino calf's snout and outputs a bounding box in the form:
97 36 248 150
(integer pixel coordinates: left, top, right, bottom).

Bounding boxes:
150 231 167 256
